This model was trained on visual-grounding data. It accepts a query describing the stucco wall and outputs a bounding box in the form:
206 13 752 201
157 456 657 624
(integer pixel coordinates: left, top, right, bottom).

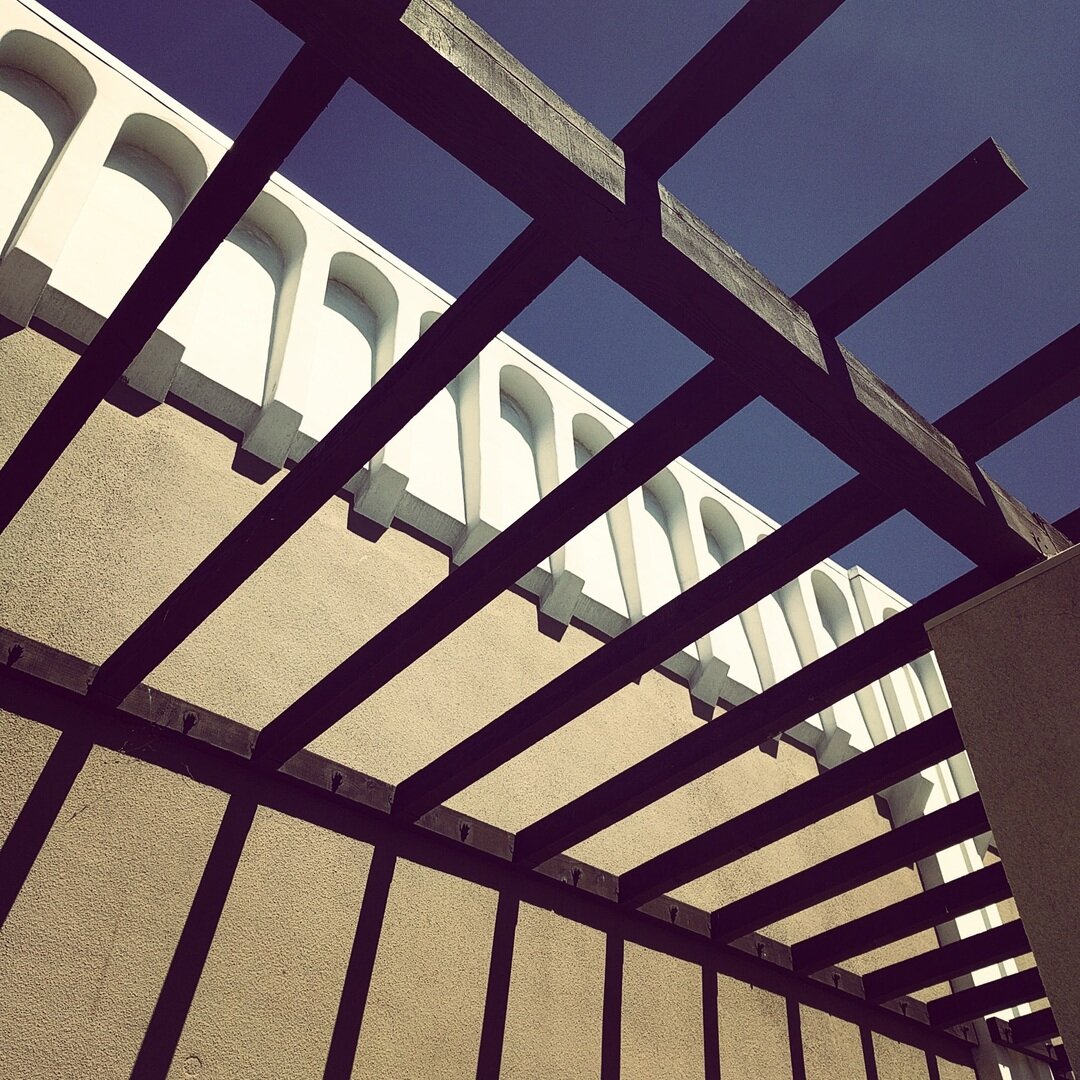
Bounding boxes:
928 549 1080 1065
0 327 979 1078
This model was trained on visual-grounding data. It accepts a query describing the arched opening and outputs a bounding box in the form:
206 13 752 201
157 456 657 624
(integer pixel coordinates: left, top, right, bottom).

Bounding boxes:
49 114 207 319
0 31 94 254
570 429 629 615
302 279 376 441
400 310 466 522
180 219 283 406
637 484 683 619
699 497 762 692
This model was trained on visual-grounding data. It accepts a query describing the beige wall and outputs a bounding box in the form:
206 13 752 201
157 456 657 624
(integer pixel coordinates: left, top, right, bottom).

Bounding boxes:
0 327 968 1078
929 548 1080 1065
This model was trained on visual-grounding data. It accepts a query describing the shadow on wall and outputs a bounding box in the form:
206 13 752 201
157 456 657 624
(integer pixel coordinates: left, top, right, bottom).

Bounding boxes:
0 685 976 1080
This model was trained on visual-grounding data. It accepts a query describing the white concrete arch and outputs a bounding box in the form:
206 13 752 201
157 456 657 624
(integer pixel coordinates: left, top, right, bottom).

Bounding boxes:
811 568 888 747
179 191 304 415
699 497 765 693
564 412 641 618
635 469 696 636
0 29 93 254
49 113 207 322
399 309 466 523
488 365 558 571
299 252 398 442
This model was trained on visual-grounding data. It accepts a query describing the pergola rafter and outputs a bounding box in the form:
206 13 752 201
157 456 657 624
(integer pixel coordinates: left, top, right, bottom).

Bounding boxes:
0 0 1074 1070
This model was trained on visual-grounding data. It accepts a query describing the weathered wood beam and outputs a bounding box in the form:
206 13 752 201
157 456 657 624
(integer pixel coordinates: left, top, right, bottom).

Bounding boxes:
792 141 1026 336
253 364 757 767
89 224 576 706
0 626 977 1067
512 568 991 869
1006 1007 1059 1047
927 967 1045 1030
710 794 991 943
791 863 1012 975
863 920 1030 1004
0 45 346 534
987 1016 1069 1074
614 0 845 177
253 0 1066 576
618 710 965 908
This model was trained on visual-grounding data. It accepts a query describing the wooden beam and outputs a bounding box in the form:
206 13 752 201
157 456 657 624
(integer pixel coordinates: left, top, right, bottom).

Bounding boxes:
863 921 1030 1003
392 478 897 820
0 44 346 534
1006 1008 1060 1047
614 0 845 177
253 363 757 766
792 141 1028 336
87 0 821 710
791 863 1012 975
512 567 992 869
253 0 1066 575
89 224 575 706
932 322 1080 460
618 710 965 907
255 115 1044 768
710 794 990 943
507 320 1080 866
927 967 1045 1030
0 626 977 1067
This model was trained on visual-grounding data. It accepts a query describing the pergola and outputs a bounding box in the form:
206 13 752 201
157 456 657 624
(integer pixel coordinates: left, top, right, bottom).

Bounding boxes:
1 0 1077 1076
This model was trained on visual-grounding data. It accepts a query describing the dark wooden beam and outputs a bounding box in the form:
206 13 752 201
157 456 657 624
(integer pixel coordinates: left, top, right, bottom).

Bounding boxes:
254 116 1042 768
791 863 1012 975
792 141 1027 336
253 0 1067 576
89 224 575 706
392 478 897 820
987 1017 1069 1075
1006 1008 1060 1047
863 920 1030 1003
253 363 757 766
618 710 965 907
614 0 845 177
87 0 824 711
710 794 990 943
927 967 1045 1030
0 44 346 534
0 626 977 1067
512 567 992 869
932 322 1080 460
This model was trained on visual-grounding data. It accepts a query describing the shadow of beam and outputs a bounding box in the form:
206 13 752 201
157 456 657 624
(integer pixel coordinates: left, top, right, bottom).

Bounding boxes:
861 1024 880 1080
601 935 624 1080
323 846 397 1080
925 1050 941 1080
702 966 721 1079
787 997 807 1080
128 794 257 1080
475 892 520 1079
0 730 91 928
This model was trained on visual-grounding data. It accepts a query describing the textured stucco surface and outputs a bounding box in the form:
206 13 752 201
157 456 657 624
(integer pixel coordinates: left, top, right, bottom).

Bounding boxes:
929 549 1079 1064
0 327 961 1077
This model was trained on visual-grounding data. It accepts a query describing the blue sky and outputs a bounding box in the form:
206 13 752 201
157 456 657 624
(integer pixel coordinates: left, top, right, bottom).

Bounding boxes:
41 0 1079 599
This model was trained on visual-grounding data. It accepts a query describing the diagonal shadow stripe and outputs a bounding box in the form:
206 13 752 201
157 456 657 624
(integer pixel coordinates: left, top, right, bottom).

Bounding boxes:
601 935 624 1080
323 846 397 1080
128 794 257 1080
0 730 92 929
475 892 520 1079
